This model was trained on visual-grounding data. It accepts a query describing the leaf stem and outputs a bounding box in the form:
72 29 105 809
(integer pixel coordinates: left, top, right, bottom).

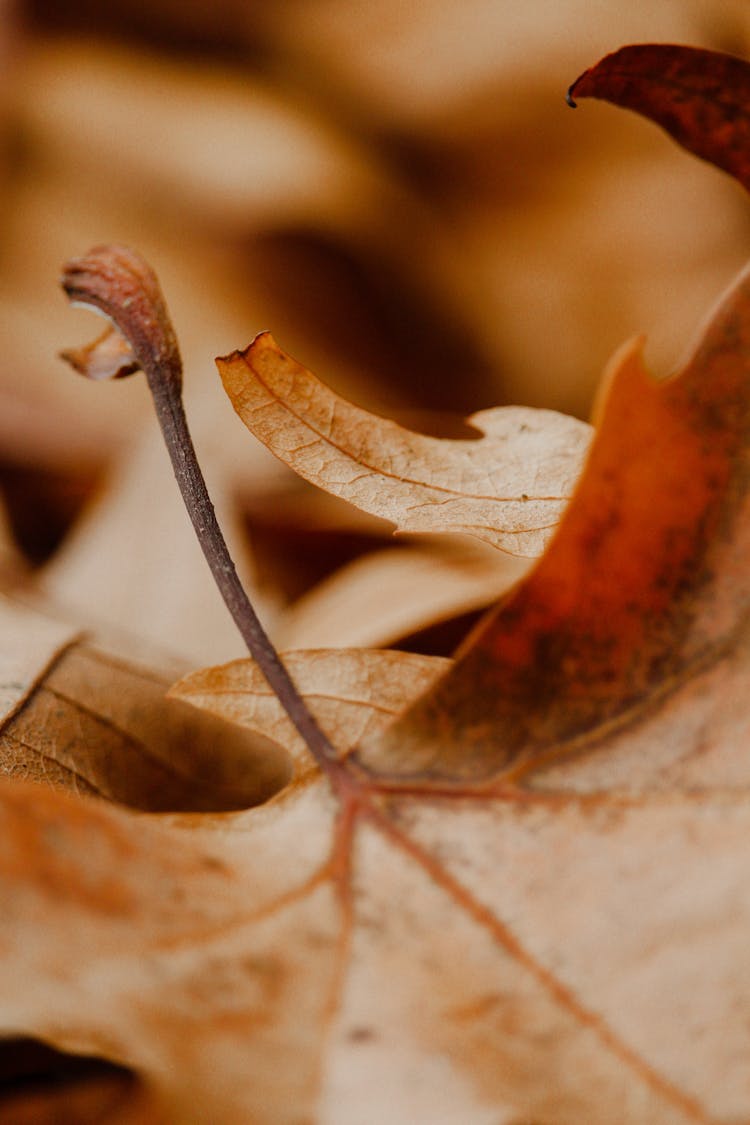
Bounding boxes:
61 245 342 774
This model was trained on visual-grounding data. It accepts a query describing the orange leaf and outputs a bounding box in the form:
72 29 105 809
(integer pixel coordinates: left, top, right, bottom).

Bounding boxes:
367 261 750 783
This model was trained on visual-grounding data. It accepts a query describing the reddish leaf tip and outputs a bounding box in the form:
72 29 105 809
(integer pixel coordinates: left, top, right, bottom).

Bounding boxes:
566 42 750 194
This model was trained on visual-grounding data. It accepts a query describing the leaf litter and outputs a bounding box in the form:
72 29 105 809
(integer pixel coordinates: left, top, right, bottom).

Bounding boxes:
4 39 750 1125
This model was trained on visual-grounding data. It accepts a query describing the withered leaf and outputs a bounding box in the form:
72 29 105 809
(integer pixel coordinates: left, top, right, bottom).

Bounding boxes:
369 261 750 785
173 647 450 782
568 43 750 191
5 262 750 1121
217 332 591 557
0 594 288 811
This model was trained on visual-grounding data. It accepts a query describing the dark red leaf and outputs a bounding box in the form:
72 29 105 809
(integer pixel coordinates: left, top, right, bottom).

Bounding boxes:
567 44 750 192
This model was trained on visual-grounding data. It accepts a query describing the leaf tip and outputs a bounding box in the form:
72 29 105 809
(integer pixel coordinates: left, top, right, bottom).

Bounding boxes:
215 329 275 370
590 333 649 427
565 84 579 108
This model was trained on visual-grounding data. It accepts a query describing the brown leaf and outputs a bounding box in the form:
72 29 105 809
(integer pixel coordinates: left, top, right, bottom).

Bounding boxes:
0 594 288 811
217 332 591 557
6 264 750 1121
173 647 450 782
568 43 750 191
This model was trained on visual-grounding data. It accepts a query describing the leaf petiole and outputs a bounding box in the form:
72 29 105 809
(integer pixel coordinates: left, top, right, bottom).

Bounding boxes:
61 244 342 776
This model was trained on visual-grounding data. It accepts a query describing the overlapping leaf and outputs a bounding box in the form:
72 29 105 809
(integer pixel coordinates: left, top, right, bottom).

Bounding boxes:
568 43 750 190
367 270 750 782
0 594 286 811
218 332 591 557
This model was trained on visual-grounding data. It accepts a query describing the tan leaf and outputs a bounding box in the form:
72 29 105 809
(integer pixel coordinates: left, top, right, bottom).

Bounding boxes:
277 538 528 649
5 264 750 1122
217 332 591 557
173 647 450 781
0 594 288 811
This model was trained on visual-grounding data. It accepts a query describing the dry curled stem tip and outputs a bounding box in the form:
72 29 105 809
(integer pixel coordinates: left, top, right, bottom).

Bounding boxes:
61 243 182 391
59 243 342 777
61 324 140 382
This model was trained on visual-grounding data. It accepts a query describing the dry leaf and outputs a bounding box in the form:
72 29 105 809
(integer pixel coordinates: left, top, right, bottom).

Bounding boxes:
174 647 450 783
9 28 750 1124
366 253 750 781
568 43 750 191
218 332 591 557
277 538 527 650
0 594 288 811
4 255 750 1120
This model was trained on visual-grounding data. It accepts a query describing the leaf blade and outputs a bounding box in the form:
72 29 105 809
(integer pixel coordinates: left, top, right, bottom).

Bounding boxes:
364 262 750 783
217 333 590 558
568 43 750 192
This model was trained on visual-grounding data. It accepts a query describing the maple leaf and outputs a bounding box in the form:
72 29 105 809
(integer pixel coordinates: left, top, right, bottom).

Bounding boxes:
173 259 750 1122
4 249 750 1121
217 332 591 557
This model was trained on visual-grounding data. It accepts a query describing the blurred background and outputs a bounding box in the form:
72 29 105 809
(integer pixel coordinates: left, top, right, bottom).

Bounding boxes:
1 0 750 664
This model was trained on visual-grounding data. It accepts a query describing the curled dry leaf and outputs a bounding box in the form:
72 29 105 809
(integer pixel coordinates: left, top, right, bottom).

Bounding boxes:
5 259 750 1122
217 332 591 557
568 43 750 191
368 261 750 785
